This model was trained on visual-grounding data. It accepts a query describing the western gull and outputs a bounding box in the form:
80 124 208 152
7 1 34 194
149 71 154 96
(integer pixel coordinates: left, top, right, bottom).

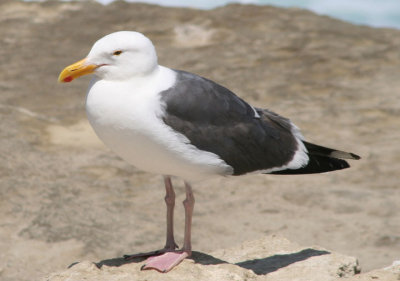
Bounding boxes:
58 31 360 273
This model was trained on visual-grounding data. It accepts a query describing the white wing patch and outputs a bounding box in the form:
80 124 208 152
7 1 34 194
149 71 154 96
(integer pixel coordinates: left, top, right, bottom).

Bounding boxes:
250 121 309 174
251 106 261 118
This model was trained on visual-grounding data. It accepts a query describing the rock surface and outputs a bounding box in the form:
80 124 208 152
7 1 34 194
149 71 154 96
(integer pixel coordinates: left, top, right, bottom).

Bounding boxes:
43 235 362 281
1 1 400 281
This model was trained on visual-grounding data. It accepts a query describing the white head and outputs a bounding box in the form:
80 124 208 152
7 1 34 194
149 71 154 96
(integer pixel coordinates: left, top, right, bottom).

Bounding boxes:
58 31 158 82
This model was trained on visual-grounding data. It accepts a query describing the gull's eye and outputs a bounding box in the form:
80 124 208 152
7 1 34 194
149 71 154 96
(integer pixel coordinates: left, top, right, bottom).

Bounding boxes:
113 50 122 56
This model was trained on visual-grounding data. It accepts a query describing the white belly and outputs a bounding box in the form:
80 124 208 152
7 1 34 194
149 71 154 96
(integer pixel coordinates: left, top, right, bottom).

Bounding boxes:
85 67 233 182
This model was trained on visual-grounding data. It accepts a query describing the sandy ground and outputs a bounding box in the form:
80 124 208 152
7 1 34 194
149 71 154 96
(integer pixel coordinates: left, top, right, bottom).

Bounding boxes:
0 1 399 281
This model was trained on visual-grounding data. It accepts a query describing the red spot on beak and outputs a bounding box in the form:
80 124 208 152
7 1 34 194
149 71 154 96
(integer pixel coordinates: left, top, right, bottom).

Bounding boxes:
63 76 73 82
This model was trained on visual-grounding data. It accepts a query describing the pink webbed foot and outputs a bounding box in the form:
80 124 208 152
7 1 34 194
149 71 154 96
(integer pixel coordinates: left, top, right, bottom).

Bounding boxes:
141 251 189 273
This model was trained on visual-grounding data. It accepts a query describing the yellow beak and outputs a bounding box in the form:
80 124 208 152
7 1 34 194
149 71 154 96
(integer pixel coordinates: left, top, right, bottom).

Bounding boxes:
58 58 98 83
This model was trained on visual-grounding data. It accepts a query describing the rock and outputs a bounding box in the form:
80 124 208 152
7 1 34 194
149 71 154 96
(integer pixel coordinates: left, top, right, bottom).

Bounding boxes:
345 260 400 281
1 1 400 281
42 235 360 281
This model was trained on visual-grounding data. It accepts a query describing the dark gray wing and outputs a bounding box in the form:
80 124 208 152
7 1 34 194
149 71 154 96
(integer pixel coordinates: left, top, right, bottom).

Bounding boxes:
160 70 299 175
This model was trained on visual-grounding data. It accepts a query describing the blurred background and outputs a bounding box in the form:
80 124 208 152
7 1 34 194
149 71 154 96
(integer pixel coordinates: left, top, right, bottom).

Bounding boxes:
2 0 400 280
90 0 400 28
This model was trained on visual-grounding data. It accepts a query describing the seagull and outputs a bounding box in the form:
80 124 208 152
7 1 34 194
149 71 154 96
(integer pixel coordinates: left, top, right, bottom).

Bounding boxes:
58 31 360 273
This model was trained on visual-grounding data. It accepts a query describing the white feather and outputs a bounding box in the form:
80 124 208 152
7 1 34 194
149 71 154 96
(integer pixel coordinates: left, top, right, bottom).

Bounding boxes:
86 66 233 182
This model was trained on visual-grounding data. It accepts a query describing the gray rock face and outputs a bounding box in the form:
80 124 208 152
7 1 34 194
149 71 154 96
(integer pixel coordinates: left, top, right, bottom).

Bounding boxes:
1 1 400 281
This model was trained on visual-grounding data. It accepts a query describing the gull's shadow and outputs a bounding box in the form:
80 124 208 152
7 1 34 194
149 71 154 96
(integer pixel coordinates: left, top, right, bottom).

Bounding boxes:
235 248 330 275
68 255 147 269
91 251 225 269
89 248 330 275
94 256 146 268
191 251 229 265
193 248 330 275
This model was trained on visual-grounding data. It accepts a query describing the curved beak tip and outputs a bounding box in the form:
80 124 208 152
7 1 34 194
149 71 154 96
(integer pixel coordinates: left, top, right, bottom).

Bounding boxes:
58 58 97 83
63 76 73 83
58 75 73 83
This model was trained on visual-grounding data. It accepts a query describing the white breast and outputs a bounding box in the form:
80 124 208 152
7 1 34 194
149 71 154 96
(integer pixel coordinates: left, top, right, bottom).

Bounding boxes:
85 66 233 182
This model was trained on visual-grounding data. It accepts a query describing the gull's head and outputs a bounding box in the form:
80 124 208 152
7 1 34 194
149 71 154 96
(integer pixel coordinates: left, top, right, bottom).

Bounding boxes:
58 31 158 82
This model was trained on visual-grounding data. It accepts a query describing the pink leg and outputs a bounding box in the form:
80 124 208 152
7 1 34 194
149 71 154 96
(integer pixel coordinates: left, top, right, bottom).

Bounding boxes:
124 176 178 260
164 176 179 250
182 181 194 255
142 181 195 273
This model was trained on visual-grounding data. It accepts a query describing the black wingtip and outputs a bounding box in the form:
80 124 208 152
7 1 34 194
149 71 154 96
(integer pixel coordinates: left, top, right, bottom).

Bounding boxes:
303 141 361 160
350 153 361 160
271 156 351 175
269 142 360 175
